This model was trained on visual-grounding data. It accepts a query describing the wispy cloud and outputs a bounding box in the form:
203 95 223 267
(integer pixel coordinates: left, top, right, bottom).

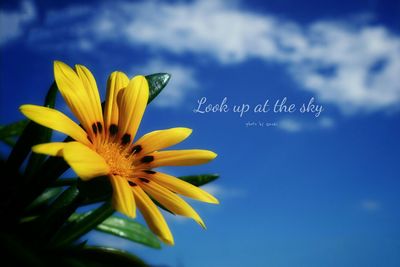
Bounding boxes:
278 117 334 132
131 59 198 108
318 117 335 129
289 23 400 114
0 0 36 45
360 199 381 212
201 184 246 199
278 118 303 133
5 0 400 114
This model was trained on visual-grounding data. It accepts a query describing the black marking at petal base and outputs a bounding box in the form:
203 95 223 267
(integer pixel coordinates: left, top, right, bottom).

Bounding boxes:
141 155 154 163
96 122 103 133
128 181 137 187
144 170 156 174
109 124 118 136
131 145 142 154
121 133 131 145
139 178 150 183
92 123 98 135
87 135 92 143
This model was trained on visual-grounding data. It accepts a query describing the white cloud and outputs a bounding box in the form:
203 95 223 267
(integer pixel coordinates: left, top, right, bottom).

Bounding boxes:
360 199 381 212
132 59 198 108
289 23 400 114
121 0 280 64
201 184 246 199
318 117 335 129
0 1 36 45
278 117 335 132
23 0 400 114
278 118 302 132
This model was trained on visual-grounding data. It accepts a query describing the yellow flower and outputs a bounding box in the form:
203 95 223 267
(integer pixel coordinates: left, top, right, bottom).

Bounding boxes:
20 61 218 245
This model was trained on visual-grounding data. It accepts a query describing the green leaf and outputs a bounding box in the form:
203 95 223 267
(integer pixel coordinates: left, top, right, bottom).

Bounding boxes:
3 83 59 219
34 185 83 242
178 173 220 186
24 82 58 177
6 82 57 174
43 81 58 108
96 216 161 249
15 156 70 216
0 120 29 144
78 176 113 205
99 73 170 109
69 247 148 267
26 187 63 212
52 177 111 205
2 83 61 220
67 210 160 248
5 122 44 173
52 201 114 247
145 73 170 104
51 178 78 187
1 137 16 146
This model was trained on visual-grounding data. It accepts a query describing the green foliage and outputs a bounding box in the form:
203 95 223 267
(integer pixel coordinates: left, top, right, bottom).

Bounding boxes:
26 187 63 212
0 120 29 146
34 185 83 241
0 72 220 266
53 201 114 247
179 174 220 186
6 82 57 174
68 247 149 267
69 213 161 249
145 73 171 104
24 82 58 177
96 217 161 249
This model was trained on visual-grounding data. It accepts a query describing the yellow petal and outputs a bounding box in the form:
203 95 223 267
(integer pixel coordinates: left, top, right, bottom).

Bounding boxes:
63 141 109 180
132 128 192 155
139 179 205 228
54 61 96 136
20 105 90 146
75 64 103 128
117 76 149 144
132 185 174 245
138 171 218 204
104 71 129 137
137 150 217 168
32 142 66 157
110 175 136 218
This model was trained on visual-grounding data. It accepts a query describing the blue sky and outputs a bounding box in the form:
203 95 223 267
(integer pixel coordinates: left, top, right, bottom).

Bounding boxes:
1 0 400 266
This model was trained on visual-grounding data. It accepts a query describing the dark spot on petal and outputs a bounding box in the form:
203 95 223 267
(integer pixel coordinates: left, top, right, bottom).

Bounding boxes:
128 181 137 187
96 122 103 133
92 123 98 135
121 133 131 145
141 155 154 163
109 124 118 136
144 170 156 174
139 178 150 183
131 145 142 154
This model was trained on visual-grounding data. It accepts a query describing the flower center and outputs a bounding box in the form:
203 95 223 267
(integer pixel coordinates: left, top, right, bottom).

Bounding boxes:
96 142 135 178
